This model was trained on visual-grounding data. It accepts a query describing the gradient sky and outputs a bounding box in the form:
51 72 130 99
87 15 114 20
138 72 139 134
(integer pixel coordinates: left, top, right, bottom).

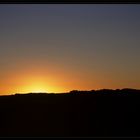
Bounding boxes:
0 4 140 94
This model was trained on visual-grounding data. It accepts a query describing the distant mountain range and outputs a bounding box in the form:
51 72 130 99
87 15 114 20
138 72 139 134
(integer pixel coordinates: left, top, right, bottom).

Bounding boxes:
6 88 140 96
0 88 140 137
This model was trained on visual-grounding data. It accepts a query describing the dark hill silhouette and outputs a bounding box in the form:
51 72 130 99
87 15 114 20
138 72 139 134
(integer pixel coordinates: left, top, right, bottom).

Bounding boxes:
0 88 140 137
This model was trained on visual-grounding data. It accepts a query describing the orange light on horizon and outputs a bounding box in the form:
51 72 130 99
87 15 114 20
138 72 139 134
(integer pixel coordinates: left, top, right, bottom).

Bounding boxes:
0 72 69 94
14 79 68 94
0 68 103 95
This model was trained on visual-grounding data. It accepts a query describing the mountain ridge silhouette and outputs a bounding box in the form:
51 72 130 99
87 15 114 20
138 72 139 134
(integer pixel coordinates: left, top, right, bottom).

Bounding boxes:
1 88 140 96
0 88 140 137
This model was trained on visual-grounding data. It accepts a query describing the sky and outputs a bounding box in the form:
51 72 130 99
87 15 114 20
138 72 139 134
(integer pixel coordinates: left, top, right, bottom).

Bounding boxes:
0 4 140 94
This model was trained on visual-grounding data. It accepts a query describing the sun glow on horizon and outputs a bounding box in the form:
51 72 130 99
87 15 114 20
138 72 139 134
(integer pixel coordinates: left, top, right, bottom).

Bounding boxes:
22 84 48 93
2 74 68 94
18 81 62 94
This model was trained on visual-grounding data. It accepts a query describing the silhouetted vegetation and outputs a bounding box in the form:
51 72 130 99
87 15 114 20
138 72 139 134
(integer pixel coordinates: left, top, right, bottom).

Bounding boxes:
0 88 140 137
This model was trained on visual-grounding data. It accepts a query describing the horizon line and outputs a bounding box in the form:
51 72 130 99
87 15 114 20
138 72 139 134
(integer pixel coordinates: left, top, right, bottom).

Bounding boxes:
1 88 140 96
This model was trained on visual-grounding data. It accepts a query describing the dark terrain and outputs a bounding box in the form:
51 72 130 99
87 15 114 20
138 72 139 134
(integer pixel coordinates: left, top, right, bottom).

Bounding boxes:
0 88 140 137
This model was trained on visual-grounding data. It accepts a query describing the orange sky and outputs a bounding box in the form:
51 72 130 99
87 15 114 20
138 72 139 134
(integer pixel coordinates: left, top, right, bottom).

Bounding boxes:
1 64 139 94
0 5 140 94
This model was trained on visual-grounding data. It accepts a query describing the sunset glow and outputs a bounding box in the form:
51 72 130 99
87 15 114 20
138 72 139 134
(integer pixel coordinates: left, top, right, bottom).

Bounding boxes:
0 5 140 95
1 73 69 94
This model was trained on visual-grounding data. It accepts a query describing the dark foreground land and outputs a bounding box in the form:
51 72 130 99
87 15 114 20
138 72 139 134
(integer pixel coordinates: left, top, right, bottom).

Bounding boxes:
0 88 140 137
